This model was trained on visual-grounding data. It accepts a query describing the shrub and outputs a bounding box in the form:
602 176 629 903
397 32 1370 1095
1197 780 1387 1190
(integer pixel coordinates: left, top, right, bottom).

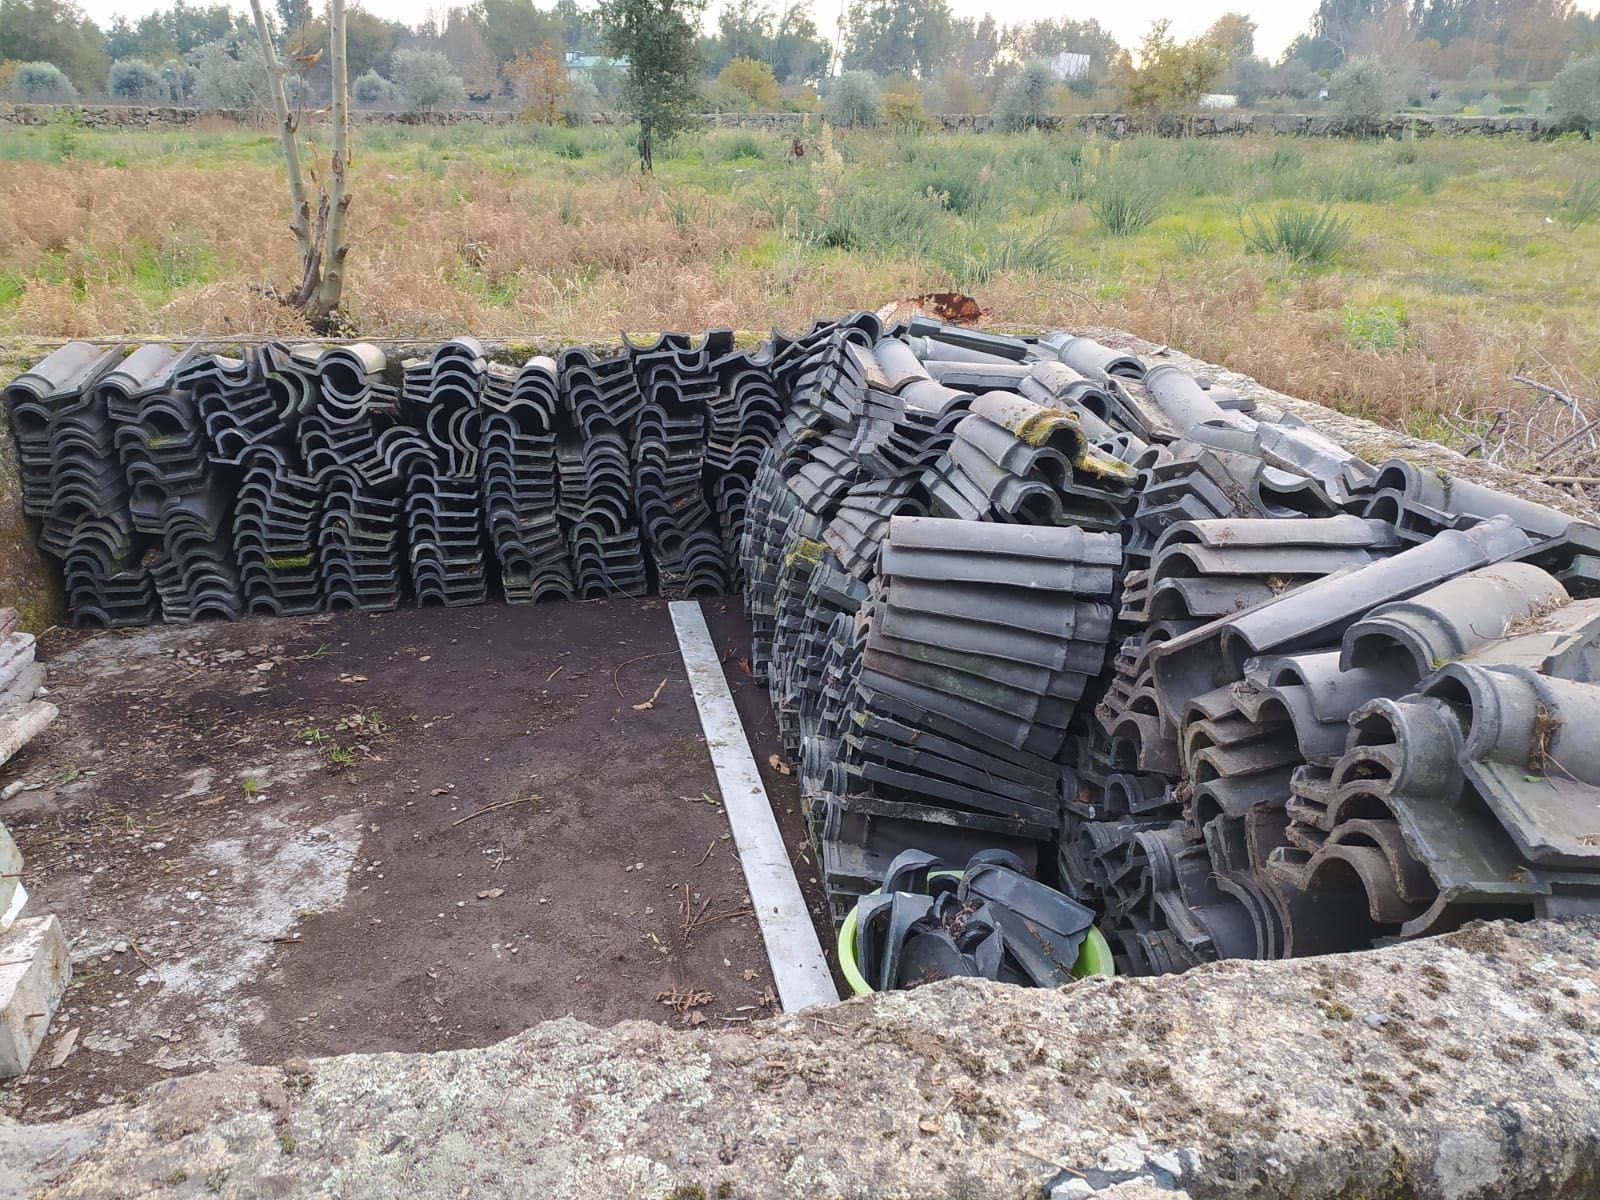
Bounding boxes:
1314 164 1396 203
940 229 1063 287
805 188 944 255
1329 56 1393 134
391 48 467 114
8 62 77 103
109 59 165 102
1561 171 1600 229
991 62 1055 133
1343 302 1407 351
912 162 988 216
1240 203 1352 264
1091 175 1164 235
1460 63 1496 105
1551 54 1600 134
352 70 397 106
1411 159 1449 194
718 57 779 110
563 73 602 125
719 130 766 162
828 70 882 129
883 81 932 132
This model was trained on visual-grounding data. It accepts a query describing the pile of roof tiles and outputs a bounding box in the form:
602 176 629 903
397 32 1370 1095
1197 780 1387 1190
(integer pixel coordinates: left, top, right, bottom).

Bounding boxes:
11 316 1600 977
3 334 779 625
739 312 1600 972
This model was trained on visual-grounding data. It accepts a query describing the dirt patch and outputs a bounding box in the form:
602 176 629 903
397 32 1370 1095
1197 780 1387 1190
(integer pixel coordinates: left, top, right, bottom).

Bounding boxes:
0 598 792 1119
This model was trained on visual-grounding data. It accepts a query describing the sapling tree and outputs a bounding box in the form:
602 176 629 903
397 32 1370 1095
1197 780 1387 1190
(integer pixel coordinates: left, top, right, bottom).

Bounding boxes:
247 0 352 330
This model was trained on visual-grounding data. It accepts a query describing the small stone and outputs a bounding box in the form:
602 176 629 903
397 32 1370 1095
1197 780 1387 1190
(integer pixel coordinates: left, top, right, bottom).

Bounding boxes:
1049 1180 1094 1200
1097 1141 1144 1174
1363 1012 1389 1029
1149 1151 1183 1177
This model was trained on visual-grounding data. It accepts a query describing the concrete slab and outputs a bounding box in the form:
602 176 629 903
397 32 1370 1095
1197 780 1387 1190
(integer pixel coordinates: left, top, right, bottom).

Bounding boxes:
0 914 68 1077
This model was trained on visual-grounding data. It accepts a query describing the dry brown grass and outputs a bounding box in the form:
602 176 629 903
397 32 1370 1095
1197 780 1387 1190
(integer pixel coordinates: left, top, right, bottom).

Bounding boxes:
2 127 1597 474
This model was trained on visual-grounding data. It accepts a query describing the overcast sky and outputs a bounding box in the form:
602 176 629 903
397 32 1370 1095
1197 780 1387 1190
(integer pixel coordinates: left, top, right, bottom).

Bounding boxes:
72 0 1326 60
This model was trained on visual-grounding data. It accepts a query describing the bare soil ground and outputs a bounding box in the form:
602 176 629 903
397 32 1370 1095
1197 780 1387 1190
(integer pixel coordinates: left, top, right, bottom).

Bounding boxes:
0 597 826 1120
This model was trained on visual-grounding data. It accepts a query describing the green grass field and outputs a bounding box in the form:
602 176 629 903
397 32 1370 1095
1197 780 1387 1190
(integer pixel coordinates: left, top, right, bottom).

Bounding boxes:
1 119 1598 462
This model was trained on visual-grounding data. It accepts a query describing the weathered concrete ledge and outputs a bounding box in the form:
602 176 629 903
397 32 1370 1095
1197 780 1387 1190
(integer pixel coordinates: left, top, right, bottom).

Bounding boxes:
0 101 1555 140
1 917 1596 1199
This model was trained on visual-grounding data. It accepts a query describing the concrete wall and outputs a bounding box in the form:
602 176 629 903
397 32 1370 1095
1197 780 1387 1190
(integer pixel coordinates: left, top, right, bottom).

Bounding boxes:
6 916 1600 1198
0 101 1555 140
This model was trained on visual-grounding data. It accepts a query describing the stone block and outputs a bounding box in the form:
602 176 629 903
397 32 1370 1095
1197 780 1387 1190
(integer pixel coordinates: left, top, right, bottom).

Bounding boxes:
0 818 22 930
0 913 70 1077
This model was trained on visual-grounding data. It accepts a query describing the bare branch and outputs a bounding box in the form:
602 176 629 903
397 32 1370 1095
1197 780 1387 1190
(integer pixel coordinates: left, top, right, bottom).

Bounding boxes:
313 0 351 326
247 0 314 273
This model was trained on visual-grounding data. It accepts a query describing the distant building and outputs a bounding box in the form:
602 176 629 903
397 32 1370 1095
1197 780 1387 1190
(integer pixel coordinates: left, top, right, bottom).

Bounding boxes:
1049 52 1090 80
565 53 626 74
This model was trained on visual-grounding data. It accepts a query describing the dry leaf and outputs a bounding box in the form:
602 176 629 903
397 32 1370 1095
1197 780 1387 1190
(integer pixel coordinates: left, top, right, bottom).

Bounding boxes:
632 678 668 711
768 754 791 775
338 674 368 684
477 888 505 899
918 1114 944 1134
47 1026 80 1069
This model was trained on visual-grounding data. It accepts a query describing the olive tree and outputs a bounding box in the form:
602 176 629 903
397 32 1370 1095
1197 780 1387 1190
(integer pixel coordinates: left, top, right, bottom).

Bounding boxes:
1552 54 1600 135
390 48 467 113
991 61 1055 132
351 69 396 105
1330 56 1393 135
109 58 166 101
9 62 77 102
827 69 882 128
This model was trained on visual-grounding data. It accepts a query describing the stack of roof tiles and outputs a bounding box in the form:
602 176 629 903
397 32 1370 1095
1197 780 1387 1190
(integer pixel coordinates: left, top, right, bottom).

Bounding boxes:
741 315 1144 920
5 333 780 624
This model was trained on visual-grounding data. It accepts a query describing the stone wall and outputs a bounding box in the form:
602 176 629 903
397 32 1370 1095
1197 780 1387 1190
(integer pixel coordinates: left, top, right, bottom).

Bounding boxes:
0 101 1555 139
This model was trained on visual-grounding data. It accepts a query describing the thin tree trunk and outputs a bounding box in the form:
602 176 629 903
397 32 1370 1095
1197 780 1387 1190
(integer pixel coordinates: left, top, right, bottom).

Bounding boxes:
640 116 653 173
247 0 313 274
313 0 351 326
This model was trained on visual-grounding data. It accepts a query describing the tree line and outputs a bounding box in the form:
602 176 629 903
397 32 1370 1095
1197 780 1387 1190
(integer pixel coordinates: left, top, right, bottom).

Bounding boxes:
3 0 1600 128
